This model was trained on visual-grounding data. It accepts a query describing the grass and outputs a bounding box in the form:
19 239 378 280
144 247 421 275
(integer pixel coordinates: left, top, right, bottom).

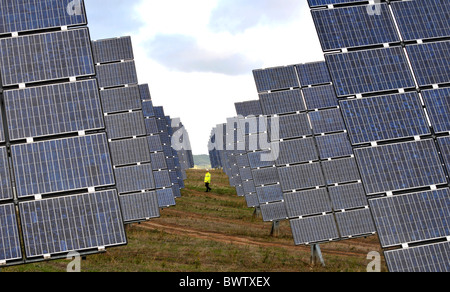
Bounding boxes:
2 169 388 272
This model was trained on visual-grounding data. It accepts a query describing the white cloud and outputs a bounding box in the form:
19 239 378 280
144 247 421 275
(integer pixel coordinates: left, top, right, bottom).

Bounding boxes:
87 0 324 154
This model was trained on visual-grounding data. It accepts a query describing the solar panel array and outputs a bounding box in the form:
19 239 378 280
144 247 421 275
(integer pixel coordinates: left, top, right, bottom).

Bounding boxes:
210 62 376 245
309 0 450 272
92 36 161 223
0 0 193 267
0 0 127 266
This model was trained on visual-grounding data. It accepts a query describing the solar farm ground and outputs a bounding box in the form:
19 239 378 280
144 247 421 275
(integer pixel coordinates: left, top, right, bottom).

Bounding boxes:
3 169 387 272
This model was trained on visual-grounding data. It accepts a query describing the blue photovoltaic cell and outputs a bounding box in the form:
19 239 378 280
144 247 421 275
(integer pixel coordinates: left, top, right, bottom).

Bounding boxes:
147 135 163 152
0 203 22 262
322 157 361 185
156 188 176 208
12 134 115 198
355 139 447 195
340 92 431 145
256 184 283 204
407 41 450 87
290 215 339 245
253 66 299 93
391 0 450 42
100 86 142 114
302 85 338 110
0 147 13 201
154 170 171 189
145 118 159 135
142 100 155 118
235 100 263 117
329 183 368 210
297 62 331 87
19 190 127 259
370 189 450 248
438 137 450 175
308 0 365 8
119 192 160 223
312 4 399 52
151 152 168 170
272 114 312 140
5 80 104 141
315 132 353 159
276 138 319 166
422 88 450 134
309 108 346 134
248 151 275 169
259 90 306 116
260 202 288 222
385 241 450 272
96 61 138 89
0 28 95 86
284 188 332 218
0 0 87 34
139 84 152 101
0 110 4 143
92 36 134 64
109 138 151 166
115 164 155 194
252 167 280 187
278 163 325 192
335 209 375 238
326 47 415 97
104 111 147 140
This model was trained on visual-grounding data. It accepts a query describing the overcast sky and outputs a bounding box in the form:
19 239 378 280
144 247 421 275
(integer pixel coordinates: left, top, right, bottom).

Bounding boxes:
85 0 324 155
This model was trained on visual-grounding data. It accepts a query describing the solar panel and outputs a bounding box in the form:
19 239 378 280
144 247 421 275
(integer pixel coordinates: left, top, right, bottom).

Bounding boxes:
5 80 104 141
100 85 142 114
253 66 299 93
145 118 159 135
438 137 450 175
151 152 168 170
248 150 275 169
11 133 115 198
309 108 346 135
278 163 325 192
104 111 147 140
139 84 152 101
259 89 306 116
142 101 155 118
19 190 127 259
340 92 431 145
326 47 416 97
307 0 365 8
235 100 263 117
92 36 134 64
260 202 288 222
322 157 361 185
0 28 95 86
391 0 450 42
422 88 450 134
384 241 450 272
252 167 280 187
245 194 259 208
109 138 151 166
296 62 331 87
96 61 138 89
312 4 399 51
147 135 164 152
276 138 319 166
256 184 283 204
0 204 22 263
406 41 450 87
315 132 353 159
0 147 13 201
328 183 368 210
272 114 312 140
302 85 338 111
290 215 340 245
119 192 160 223
239 167 253 181
0 0 87 34
284 188 332 218
115 164 155 194
153 170 171 189
355 139 447 195
370 189 450 248
335 208 375 238
156 188 176 208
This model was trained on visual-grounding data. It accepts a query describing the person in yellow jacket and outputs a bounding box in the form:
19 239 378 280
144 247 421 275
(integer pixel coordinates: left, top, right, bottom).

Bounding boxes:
204 170 212 192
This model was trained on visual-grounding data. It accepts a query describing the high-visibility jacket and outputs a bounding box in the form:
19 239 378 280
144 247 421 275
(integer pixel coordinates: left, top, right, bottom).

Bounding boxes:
204 172 211 184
